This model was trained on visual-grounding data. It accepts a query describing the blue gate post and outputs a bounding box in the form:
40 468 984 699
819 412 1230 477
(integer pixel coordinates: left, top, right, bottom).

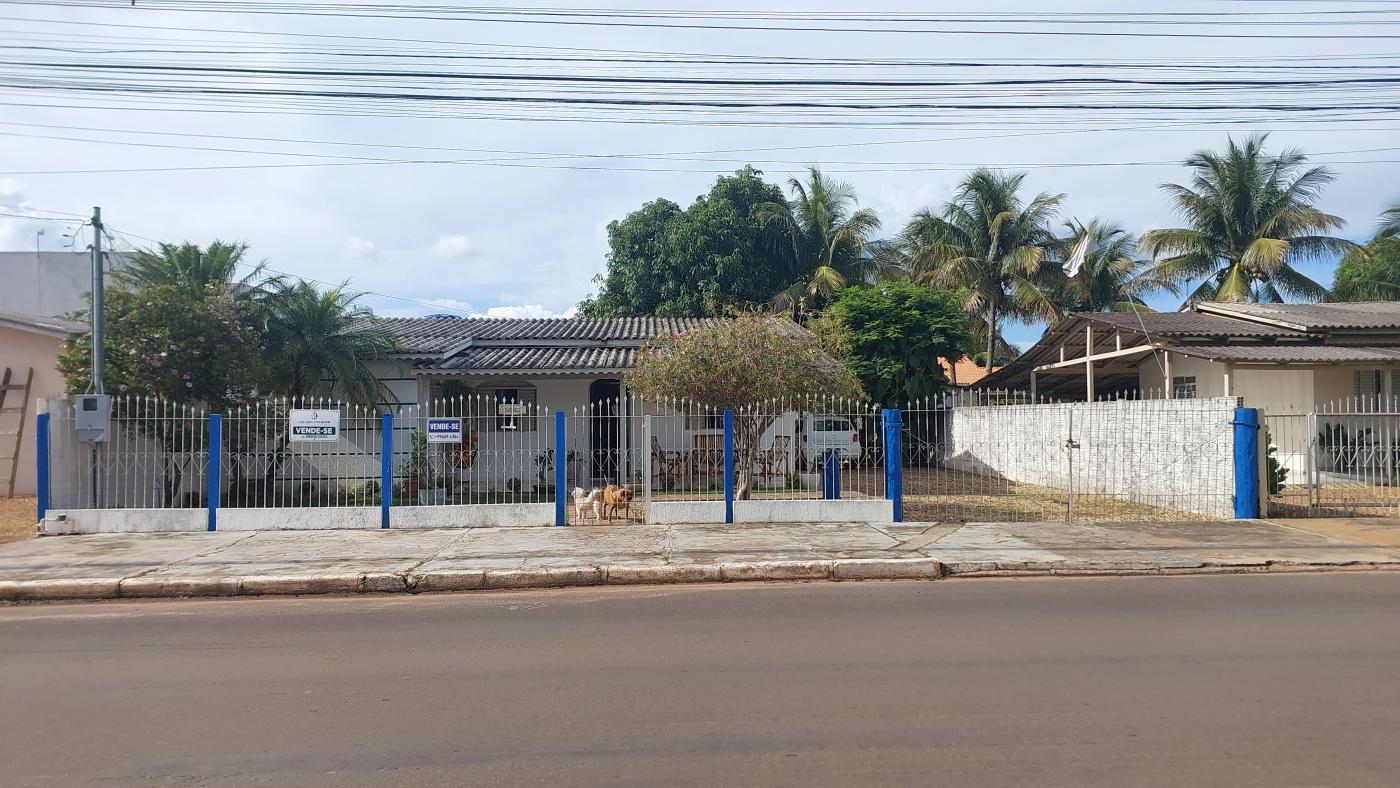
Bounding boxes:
723 410 735 523
883 409 904 522
35 409 49 523
380 412 393 528
206 413 221 531
821 448 842 500
1233 407 1261 519
554 410 567 526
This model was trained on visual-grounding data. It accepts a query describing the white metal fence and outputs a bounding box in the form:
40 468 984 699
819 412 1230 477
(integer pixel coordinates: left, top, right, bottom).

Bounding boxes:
48 395 210 510
1266 397 1400 517
560 394 886 524
393 396 555 507
221 398 381 508
43 391 1244 528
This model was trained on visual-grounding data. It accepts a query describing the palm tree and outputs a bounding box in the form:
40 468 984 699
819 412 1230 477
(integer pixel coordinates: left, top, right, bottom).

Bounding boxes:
756 166 882 318
262 280 399 406
902 168 1063 367
115 240 267 300
1052 218 1171 314
1140 134 1355 304
1377 199 1400 240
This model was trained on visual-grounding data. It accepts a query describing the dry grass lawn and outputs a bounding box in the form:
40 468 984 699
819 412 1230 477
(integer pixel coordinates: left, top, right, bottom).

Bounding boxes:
0 495 37 544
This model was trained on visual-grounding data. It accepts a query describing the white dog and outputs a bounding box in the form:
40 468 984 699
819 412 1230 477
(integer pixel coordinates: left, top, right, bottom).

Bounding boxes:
572 487 604 521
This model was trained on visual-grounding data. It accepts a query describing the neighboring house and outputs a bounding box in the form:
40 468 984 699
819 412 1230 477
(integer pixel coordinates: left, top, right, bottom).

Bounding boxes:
979 301 1400 413
0 251 131 318
940 356 996 388
0 310 85 496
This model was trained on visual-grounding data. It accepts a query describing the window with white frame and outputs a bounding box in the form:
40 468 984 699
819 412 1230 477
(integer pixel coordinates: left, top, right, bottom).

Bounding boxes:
1171 375 1197 399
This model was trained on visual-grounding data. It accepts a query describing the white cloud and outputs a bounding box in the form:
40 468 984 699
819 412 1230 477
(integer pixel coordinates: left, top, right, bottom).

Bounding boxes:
427 234 477 259
474 304 575 319
343 236 378 261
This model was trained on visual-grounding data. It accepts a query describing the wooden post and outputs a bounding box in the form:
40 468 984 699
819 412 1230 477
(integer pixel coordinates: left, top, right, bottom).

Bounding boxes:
1163 351 1174 399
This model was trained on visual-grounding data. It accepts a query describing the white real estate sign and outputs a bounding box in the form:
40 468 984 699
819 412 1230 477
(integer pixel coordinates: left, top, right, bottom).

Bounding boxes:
426 417 463 444
288 409 341 443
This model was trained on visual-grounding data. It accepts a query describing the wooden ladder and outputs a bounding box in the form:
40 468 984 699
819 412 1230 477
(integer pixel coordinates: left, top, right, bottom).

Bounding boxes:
0 367 35 498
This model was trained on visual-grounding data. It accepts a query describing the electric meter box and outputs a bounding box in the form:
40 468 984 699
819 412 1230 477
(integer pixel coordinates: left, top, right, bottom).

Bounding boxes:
74 394 112 443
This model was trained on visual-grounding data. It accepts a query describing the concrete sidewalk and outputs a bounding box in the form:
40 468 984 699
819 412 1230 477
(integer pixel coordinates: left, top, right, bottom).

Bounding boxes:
3 519 1399 601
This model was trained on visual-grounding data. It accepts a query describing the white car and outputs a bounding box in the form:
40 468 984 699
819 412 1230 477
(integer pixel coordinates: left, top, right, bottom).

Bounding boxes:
800 415 864 464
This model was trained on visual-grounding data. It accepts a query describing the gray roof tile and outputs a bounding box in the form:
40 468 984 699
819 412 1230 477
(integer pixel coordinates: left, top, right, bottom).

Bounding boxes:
1082 311 1305 338
418 345 637 374
1198 301 1400 331
380 316 715 355
1173 344 1400 363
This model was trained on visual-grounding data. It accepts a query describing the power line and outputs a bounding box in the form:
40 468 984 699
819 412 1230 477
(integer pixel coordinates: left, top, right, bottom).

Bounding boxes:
18 1 1400 39
6 125 1400 172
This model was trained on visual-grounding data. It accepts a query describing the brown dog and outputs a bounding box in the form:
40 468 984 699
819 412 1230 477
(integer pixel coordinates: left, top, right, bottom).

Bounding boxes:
602 484 635 523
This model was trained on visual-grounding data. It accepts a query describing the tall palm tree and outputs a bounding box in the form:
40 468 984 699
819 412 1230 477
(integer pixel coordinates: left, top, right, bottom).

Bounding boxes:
902 168 1062 367
262 280 398 406
115 240 267 301
756 166 882 318
1051 218 1171 314
1140 134 1355 304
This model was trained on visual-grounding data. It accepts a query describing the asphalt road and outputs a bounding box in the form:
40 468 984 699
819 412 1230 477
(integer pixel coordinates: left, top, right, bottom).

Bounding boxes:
3 575 1400 787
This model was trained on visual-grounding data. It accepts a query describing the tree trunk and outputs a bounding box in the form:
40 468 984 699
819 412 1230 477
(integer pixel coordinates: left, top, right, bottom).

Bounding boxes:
733 414 777 501
986 299 998 371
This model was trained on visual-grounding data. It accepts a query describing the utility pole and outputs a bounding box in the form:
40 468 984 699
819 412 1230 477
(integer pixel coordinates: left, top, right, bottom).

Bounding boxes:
89 206 104 395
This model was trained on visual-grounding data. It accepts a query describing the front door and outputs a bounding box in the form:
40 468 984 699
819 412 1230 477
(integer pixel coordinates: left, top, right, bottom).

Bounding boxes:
589 380 621 484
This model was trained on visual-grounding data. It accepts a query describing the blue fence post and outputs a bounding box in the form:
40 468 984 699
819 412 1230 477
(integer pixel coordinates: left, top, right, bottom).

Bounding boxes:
883 409 903 522
821 448 842 500
206 413 221 531
723 410 734 523
1232 407 1261 519
380 412 392 528
35 410 49 523
554 410 567 526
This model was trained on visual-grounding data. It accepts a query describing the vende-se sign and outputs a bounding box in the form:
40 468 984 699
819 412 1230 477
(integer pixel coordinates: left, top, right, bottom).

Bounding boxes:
426 417 463 444
289 409 341 442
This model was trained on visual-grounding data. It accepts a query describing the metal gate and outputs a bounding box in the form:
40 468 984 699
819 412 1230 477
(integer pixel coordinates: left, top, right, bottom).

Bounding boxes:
1265 399 1400 518
901 394 1237 524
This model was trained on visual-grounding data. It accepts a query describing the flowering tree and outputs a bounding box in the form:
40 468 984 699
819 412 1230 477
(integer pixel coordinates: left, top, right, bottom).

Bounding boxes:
627 313 863 499
57 284 268 505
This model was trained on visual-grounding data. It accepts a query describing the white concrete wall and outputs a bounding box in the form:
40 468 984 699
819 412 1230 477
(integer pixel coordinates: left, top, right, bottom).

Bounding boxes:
1138 352 1227 399
732 499 891 524
1236 368 1312 414
391 502 553 528
0 251 131 318
216 507 380 531
649 500 727 524
40 508 206 534
946 397 1238 518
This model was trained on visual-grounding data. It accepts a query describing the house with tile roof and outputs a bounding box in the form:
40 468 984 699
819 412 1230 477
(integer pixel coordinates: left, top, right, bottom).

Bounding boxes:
372 315 715 408
370 316 730 487
978 301 1400 413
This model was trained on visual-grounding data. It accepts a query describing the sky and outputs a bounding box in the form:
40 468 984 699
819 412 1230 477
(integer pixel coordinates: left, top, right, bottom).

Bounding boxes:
2 1 1398 349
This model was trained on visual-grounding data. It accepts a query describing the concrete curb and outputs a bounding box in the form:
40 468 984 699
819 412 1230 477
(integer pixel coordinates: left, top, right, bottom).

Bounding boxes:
6 558 1400 602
